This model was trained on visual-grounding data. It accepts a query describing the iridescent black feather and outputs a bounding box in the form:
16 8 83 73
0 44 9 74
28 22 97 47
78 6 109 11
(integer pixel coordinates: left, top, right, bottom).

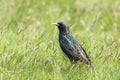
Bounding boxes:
54 22 94 70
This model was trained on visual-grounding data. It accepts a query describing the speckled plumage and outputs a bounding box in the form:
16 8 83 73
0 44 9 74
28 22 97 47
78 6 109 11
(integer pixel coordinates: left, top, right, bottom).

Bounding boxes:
53 22 94 70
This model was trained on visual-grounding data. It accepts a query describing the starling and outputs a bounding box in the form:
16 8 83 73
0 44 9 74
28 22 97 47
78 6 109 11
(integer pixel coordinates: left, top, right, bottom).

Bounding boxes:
52 22 94 70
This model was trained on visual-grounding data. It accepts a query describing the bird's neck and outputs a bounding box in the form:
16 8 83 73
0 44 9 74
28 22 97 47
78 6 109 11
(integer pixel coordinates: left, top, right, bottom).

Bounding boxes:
59 31 69 35
59 28 70 35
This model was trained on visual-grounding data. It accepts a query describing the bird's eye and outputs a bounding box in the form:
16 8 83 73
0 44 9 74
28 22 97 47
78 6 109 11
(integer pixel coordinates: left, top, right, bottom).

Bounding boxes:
59 23 63 26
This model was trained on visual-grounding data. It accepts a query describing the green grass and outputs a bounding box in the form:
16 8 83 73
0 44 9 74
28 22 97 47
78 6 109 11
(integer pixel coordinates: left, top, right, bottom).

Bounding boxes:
0 0 120 80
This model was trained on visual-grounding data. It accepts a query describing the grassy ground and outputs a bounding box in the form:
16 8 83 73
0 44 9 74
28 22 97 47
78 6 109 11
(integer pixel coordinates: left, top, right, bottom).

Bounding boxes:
0 0 120 80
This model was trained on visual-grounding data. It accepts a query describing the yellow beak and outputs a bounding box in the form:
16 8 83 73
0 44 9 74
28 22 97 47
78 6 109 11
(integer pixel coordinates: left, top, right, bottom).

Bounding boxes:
52 23 58 26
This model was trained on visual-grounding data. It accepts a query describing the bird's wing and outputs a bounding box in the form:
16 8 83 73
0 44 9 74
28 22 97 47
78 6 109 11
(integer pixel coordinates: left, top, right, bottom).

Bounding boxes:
60 35 91 63
73 43 91 62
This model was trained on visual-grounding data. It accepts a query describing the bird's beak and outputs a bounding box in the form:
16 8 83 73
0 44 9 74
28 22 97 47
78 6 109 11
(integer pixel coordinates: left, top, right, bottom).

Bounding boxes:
52 23 58 26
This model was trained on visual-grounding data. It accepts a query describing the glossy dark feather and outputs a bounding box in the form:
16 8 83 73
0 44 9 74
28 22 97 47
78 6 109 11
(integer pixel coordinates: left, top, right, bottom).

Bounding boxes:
59 33 90 64
53 22 94 70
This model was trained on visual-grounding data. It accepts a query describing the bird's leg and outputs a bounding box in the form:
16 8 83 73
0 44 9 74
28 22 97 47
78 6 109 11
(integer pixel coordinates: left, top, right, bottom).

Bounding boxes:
88 63 95 72
69 60 76 72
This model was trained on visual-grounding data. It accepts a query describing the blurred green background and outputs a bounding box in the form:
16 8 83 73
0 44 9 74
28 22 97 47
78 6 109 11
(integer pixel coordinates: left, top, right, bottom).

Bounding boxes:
0 0 120 80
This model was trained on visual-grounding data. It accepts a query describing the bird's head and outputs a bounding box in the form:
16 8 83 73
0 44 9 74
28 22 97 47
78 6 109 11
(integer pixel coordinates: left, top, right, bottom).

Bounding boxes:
52 22 70 34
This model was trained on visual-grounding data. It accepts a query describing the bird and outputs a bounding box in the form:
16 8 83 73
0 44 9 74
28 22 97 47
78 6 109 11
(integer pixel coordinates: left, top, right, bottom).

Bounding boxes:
52 22 94 71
